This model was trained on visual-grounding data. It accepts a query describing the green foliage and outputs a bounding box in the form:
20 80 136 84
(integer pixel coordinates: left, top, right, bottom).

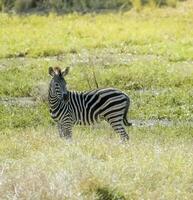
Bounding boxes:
14 0 35 12
0 0 186 12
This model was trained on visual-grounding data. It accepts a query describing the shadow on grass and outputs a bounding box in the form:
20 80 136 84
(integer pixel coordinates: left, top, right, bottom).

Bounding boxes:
96 187 126 200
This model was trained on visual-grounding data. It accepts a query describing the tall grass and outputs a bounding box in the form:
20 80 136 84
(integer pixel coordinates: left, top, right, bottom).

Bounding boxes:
0 126 193 199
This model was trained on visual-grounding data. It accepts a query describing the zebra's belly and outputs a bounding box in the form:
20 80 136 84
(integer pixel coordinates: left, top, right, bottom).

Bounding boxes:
73 109 100 126
51 110 71 124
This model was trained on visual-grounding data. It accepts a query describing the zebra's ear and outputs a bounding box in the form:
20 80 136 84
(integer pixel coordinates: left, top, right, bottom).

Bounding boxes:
49 67 55 77
62 67 70 77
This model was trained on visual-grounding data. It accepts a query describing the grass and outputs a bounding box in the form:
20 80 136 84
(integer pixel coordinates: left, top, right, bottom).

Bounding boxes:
0 1 193 199
1 126 193 199
1 57 193 95
0 1 193 60
0 103 51 130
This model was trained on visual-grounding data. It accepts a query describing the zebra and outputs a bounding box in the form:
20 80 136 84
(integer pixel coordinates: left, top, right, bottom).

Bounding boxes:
48 66 132 142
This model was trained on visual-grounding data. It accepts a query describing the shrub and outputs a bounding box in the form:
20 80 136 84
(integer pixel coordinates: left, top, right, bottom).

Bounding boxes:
0 0 186 13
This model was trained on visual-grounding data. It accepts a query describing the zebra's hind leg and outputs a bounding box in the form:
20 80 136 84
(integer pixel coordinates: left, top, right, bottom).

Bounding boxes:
109 119 129 142
57 123 72 140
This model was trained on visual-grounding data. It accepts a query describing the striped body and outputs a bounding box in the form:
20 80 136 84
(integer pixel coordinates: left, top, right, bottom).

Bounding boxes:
48 67 131 141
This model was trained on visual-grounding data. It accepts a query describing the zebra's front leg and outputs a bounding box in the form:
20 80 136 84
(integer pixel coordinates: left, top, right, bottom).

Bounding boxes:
57 123 64 137
57 123 72 140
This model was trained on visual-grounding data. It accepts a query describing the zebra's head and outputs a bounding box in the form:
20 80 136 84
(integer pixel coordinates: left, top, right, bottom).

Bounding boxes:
49 66 70 102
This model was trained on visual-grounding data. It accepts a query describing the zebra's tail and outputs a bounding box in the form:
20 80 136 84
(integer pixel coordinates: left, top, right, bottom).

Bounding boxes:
123 95 132 127
123 117 132 126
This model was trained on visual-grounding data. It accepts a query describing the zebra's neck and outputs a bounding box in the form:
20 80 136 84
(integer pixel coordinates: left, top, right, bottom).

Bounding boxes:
48 87 69 118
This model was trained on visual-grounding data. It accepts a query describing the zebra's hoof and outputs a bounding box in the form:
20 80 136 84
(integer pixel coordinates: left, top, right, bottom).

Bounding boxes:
128 122 132 126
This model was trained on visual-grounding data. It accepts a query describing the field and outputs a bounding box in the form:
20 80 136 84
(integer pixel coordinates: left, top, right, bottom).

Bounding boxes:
0 1 193 199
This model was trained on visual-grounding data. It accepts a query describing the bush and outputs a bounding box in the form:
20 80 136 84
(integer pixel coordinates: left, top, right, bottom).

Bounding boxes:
14 0 35 12
0 0 186 12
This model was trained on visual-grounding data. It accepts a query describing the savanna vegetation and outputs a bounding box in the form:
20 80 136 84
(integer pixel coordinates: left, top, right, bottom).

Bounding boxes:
0 0 193 199
0 0 185 13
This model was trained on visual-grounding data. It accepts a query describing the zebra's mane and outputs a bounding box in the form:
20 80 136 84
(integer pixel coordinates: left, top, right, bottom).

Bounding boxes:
53 67 62 75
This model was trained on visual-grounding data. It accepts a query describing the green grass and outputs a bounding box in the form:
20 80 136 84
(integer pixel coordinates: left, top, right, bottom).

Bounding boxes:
0 1 193 60
0 103 51 130
0 2 193 199
1 57 193 95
